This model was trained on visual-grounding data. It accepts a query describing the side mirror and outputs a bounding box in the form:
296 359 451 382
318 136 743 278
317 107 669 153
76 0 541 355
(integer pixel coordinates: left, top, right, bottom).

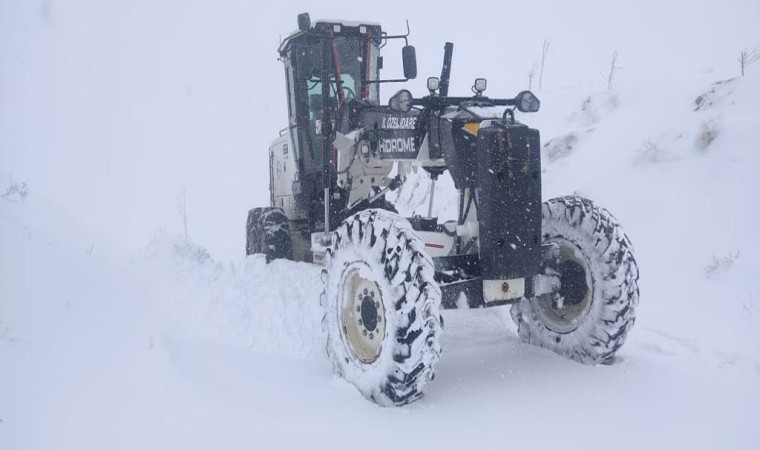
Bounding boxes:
297 13 311 31
515 90 540 113
402 46 417 80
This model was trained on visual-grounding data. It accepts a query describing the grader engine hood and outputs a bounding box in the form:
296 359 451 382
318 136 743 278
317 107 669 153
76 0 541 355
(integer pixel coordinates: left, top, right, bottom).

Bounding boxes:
476 123 542 284
359 107 421 159
433 104 543 305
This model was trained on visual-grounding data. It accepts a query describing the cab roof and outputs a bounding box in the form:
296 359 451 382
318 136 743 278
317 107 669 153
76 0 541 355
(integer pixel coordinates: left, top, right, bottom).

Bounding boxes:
278 19 383 55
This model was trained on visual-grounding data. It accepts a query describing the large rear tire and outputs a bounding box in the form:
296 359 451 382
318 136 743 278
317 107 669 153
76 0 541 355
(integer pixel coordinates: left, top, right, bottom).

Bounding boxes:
511 196 639 364
321 209 443 406
245 207 293 262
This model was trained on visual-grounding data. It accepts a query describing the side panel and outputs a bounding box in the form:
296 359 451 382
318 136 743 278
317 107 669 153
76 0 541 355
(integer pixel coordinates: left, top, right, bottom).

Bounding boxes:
269 132 305 220
476 124 542 280
436 113 478 188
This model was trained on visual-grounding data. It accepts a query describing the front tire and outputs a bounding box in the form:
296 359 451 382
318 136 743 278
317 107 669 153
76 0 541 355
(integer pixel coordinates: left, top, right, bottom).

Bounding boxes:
321 209 443 406
511 196 639 364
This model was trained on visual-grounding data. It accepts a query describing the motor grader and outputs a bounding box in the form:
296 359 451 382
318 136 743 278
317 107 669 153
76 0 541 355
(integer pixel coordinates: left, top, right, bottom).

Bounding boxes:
246 13 639 406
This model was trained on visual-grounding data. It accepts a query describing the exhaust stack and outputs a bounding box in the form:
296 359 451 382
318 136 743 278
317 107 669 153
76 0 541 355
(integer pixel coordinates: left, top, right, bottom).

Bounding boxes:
439 42 454 97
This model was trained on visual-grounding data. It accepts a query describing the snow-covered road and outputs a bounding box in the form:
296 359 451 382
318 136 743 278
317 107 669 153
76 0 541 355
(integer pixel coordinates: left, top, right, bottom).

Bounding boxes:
2 215 758 449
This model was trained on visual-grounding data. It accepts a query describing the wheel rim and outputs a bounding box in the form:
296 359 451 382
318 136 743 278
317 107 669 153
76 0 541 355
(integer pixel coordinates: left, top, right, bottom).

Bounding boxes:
338 264 386 363
531 237 594 334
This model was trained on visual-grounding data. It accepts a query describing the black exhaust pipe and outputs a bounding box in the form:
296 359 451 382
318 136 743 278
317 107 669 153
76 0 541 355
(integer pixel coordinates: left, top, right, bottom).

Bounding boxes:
439 42 453 97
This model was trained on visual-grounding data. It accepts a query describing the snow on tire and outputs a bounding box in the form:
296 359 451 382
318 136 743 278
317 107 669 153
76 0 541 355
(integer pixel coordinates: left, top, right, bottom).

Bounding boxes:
511 196 639 364
321 209 443 406
245 207 292 262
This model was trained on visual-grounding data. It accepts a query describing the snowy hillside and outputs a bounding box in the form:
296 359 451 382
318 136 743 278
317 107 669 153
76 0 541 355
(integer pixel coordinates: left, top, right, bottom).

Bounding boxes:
3 1 760 449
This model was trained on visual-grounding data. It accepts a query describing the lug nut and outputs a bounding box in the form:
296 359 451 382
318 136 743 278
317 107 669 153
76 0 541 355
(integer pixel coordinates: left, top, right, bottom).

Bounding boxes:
363 288 368 295
375 301 380 308
370 291 375 298
369 333 374 340
358 319 363 326
362 329 367 336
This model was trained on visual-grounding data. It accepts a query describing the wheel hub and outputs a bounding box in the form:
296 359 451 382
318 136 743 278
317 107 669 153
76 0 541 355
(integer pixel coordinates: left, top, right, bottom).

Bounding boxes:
339 266 386 363
531 238 593 334
557 260 588 306
360 295 379 332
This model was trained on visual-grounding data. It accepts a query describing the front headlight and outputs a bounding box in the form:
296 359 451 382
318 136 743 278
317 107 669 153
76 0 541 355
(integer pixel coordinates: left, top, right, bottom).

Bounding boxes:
515 90 540 113
427 77 440 92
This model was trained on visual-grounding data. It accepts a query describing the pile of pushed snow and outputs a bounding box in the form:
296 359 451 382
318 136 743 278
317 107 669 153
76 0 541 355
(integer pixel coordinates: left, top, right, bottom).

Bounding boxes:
389 167 458 220
138 232 325 358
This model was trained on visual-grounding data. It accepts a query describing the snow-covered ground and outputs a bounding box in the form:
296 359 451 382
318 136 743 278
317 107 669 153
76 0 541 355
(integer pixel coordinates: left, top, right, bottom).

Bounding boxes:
2 1 760 449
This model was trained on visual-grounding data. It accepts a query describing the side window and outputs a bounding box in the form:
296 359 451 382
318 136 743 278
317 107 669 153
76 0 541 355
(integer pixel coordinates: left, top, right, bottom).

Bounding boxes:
284 59 297 126
340 74 357 100
306 74 356 122
307 79 323 122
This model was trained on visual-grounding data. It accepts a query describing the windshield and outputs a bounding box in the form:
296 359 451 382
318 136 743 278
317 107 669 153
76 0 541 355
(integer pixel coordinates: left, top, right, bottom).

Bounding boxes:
297 36 379 122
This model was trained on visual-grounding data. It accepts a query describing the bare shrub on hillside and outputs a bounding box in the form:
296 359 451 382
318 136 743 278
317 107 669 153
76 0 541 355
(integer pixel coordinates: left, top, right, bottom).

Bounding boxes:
2 178 29 202
572 92 619 126
634 138 673 165
696 119 719 152
543 129 594 162
176 188 189 240
544 133 579 161
743 295 754 319
694 79 735 111
146 229 211 267
738 47 760 77
600 51 621 91
0 322 18 345
539 40 551 90
526 61 539 90
705 250 740 279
